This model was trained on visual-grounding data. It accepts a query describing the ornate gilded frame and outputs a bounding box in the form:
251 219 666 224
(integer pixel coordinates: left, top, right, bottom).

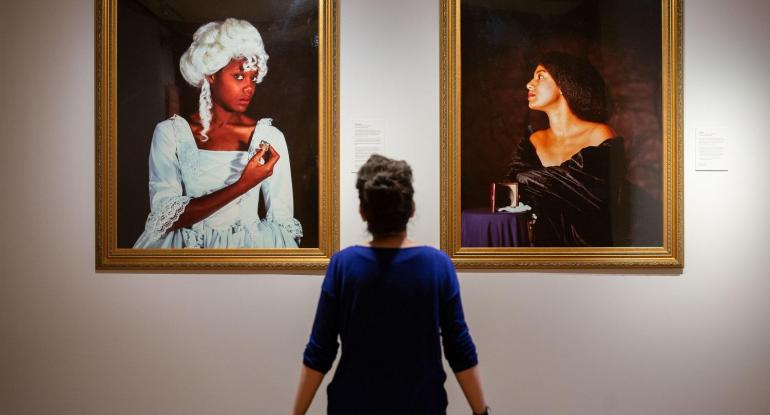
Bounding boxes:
440 0 683 268
96 0 339 270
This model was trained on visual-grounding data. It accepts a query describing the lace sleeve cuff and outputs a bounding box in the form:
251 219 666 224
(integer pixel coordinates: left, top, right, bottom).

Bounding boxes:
275 217 303 241
142 196 191 242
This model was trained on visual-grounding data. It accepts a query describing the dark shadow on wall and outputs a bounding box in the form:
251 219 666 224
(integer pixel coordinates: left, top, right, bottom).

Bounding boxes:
117 0 319 248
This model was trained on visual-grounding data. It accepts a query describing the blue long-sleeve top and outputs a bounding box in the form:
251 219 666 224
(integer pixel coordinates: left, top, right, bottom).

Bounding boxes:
303 245 478 415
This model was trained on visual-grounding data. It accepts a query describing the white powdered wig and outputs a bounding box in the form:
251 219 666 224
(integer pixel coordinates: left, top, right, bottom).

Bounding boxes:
179 18 269 140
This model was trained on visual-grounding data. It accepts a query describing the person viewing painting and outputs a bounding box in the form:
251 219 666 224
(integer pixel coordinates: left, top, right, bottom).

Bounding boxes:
506 51 628 247
292 155 489 415
133 18 303 249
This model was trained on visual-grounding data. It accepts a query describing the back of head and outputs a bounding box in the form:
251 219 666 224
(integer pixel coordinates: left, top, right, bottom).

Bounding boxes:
356 154 415 236
539 51 610 122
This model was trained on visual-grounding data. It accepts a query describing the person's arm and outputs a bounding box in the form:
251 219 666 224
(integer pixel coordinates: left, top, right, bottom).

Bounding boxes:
455 365 488 414
438 253 488 413
291 365 325 415
292 255 341 414
170 145 280 230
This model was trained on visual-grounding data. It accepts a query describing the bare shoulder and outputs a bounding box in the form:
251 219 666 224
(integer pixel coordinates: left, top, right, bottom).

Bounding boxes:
530 129 548 149
587 123 616 145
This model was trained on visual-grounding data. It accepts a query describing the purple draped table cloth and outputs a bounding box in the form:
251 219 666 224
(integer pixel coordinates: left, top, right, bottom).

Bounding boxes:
461 208 532 247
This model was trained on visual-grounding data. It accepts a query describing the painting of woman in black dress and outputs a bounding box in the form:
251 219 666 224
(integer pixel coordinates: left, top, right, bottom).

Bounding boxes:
458 0 665 249
506 52 628 247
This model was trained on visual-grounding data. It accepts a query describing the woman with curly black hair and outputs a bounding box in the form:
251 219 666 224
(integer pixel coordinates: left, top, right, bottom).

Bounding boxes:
292 154 489 415
507 51 628 246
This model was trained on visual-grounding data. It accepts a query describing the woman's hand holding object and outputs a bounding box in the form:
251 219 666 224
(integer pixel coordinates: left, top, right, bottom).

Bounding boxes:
238 145 280 189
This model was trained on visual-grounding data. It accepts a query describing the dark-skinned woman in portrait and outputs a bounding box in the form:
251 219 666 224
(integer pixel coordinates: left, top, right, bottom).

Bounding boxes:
134 18 302 249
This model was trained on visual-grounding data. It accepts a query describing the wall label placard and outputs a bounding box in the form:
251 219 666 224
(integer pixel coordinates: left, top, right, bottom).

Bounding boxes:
695 128 729 171
352 119 385 172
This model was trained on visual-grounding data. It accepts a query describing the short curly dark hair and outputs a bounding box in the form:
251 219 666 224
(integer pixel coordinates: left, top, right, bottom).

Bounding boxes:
539 52 610 122
356 154 415 236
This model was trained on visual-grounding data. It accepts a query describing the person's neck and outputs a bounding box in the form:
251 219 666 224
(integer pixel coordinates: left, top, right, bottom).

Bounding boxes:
544 104 583 141
209 105 238 129
368 231 417 248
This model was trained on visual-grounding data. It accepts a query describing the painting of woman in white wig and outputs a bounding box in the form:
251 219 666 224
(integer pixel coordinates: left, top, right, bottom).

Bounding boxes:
116 0 320 248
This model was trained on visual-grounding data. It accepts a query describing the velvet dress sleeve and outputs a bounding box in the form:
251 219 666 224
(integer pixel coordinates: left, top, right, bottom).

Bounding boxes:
506 136 628 246
507 137 625 214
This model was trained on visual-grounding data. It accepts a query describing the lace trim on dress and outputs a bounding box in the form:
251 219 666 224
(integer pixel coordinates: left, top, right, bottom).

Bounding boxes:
181 228 204 248
274 217 303 240
172 115 200 183
143 196 191 242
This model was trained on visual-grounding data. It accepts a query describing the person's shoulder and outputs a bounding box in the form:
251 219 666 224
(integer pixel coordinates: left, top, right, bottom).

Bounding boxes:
417 245 446 256
411 247 457 286
576 123 623 159
572 124 624 169
253 118 287 148
253 118 283 135
529 129 547 147
154 115 181 131
330 245 367 263
335 245 362 256
410 245 453 265
531 129 547 141
151 115 186 145
586 122 616 145
526 129 551 156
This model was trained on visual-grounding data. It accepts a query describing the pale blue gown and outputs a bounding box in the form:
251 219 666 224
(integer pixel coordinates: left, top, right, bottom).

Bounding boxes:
134 115 302 248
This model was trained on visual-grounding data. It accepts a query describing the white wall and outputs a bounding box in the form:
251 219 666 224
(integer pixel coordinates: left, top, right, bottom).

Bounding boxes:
2 0 770 414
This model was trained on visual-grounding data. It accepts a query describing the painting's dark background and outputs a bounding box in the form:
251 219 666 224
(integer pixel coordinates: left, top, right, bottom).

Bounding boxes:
117 0 319 248
461 0 662 245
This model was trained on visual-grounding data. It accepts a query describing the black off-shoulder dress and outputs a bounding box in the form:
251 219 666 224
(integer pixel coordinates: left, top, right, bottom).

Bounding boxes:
506 136 628 247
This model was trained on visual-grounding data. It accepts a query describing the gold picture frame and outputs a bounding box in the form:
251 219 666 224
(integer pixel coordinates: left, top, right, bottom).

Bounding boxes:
96 0 338 270
440 0 683 268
